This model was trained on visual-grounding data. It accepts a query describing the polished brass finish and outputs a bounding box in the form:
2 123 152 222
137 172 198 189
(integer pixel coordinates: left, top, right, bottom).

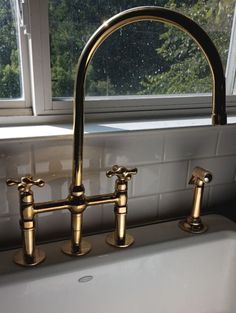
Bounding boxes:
106 165 138 181
7 6 227 265
62 213 92 256
105 165 137 248
73 6 226 190
13 248 46 267
7 163 136 264
62 240 92 256
106 233 134 248
7 177 45 192
179 216 208 234
7 176 46 266
179 167 212 234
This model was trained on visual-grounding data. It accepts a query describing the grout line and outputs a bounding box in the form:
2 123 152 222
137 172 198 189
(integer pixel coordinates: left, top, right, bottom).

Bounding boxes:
215 127 221 156
186 160 191 188
162 133 166 161
156 194 160 218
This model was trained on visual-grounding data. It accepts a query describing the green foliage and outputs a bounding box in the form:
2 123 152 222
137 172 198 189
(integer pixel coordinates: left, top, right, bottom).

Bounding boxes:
141 0 235 94
49 0 170 97
0 0 235 99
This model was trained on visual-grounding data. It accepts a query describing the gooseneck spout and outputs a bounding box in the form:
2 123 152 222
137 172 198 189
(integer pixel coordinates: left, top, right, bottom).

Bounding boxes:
6 6 228 266
72 6 227 189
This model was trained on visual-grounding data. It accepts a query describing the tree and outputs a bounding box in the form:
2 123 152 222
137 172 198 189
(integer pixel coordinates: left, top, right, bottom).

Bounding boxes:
140 0 235 94
49 0 170 97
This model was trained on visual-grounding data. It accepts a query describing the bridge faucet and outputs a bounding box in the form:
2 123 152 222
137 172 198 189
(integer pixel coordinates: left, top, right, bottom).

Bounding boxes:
7 6 226 266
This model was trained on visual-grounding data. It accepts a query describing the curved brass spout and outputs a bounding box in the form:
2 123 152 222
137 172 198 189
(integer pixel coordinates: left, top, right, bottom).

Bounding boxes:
6 6 228 266
72 6 227 189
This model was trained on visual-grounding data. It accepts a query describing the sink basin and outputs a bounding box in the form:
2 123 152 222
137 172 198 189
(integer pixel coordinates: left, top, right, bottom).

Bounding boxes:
0 214 235 313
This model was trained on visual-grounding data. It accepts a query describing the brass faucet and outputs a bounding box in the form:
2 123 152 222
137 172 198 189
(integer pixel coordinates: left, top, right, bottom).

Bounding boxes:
7 164 137 266
179 167 212 234
7 6 226 266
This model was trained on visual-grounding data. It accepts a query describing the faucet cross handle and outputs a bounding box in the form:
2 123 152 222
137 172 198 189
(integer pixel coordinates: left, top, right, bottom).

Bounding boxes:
106 165 137 182
7 176 45 192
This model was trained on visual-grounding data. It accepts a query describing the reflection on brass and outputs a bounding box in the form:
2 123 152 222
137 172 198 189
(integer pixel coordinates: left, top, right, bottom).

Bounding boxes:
105 165 137 248
62 213 92 256
62 240 91 256
7 6 227 266
73 5 226 191
106 233 134 248
7 177 46 266
179 167 212 234
13 248 45 267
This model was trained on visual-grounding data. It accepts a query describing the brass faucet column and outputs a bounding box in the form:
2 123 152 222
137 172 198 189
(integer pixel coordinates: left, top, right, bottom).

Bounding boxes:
62 186 91 256
179 167 212 234
7 177 46 266
113 179 131 246
62 212 91 256
106 165 137 248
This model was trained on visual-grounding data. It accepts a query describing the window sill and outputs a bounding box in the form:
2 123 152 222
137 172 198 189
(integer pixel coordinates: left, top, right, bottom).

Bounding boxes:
0 116 236 142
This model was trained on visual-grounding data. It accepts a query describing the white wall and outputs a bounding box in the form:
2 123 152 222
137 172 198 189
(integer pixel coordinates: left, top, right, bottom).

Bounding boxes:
1 123 236 249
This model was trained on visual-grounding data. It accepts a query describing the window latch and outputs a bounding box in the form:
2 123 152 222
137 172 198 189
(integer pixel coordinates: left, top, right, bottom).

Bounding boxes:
17 0 31 36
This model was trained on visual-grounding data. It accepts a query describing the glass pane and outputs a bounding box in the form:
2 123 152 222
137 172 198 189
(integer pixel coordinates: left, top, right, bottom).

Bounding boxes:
49 0 235 97
0 0 22 99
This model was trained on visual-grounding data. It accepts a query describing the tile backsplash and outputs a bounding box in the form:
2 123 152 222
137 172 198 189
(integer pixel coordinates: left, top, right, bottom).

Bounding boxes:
1 123 236 249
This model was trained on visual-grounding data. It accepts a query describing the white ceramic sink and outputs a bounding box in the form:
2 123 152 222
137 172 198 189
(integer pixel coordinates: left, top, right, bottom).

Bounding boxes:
0 214 235 313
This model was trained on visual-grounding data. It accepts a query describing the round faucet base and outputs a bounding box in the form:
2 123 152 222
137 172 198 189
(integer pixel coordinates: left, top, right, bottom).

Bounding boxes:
106 232 134 248
179 217 208 234
61 240 91 256
13 248 46 267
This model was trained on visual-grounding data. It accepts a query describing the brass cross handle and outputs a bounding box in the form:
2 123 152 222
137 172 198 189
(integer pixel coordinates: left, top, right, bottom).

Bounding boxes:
106 165 137 181
7 176 45 192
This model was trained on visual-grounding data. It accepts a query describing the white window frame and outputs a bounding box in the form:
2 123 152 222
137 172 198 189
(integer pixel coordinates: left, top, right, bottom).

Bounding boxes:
226 3 236 95
0 0 32 116
3 0 236 122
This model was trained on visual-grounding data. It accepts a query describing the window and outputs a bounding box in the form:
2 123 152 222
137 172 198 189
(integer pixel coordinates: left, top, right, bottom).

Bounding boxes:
0 0 31 115
1 0 236 120
49 0 234 97
0 0 21 99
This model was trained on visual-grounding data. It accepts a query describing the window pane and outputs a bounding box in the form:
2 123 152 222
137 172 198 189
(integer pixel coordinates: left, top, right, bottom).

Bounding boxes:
0 0 22 99
49 0 235 97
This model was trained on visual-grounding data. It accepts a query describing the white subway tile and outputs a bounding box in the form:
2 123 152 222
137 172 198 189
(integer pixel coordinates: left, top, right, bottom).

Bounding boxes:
208 183 236 210
101 195 158 230
133 164 161 197
0 180 13 216
37 211 70 242
164 128 218 161
133 161 188 196
217 125 236 156
159 161 189 193
127 196 158 225
103 132 164 168
159 190 192 219
1 128 236 249
189 156 236 186
83 204 103 233
0 142 32 179
33 180 53 203
33 141 72 175
0 215 21 248
159 188 209 219
84 136 104 170
101 203 115 230
83 171 108 196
